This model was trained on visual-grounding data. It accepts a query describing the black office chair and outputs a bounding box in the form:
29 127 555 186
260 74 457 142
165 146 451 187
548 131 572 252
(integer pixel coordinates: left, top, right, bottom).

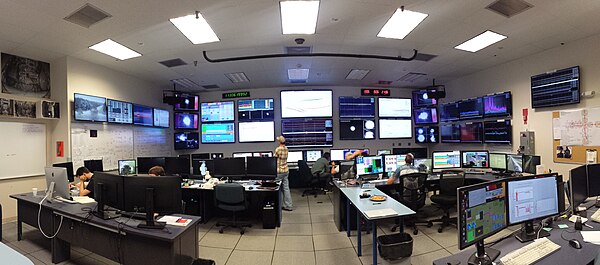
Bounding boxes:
214 183 251 234
428 170 465 233
299 160 325 197
396 173 429 235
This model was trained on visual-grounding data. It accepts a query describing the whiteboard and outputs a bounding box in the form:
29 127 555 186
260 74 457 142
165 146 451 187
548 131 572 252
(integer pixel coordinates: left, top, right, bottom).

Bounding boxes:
133 127 173 158
0 122 46 179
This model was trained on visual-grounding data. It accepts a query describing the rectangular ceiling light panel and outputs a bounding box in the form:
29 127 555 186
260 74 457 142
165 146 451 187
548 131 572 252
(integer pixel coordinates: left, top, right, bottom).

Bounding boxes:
280 1 320 34
225 72 250 83
377 9 428 40
170 13 220 44
89 39 141 60
288 69 310 80
455 30 507 52
346 69 371 80
171 78 199 88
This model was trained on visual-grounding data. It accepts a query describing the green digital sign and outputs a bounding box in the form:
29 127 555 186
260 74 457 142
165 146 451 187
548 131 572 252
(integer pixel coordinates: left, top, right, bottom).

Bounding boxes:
222 91 250 99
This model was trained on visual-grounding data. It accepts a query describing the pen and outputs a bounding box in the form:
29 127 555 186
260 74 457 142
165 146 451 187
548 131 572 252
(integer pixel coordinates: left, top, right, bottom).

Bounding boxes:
373 203 381 205
584 223 593 229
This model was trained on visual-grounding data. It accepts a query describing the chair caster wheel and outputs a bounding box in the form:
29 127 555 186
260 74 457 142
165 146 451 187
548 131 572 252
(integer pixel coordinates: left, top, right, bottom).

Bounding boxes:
240 231 244 235
427 222 433 228
438 228 443 233
219 230 224 234
314 195 317 198
391 227 397 232
413 230 419 235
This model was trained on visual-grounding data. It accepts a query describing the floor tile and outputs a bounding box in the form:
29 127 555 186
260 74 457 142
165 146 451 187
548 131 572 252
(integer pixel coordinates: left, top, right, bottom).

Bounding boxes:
310 205 333 215
313 234 353 251
410 249 452 265
199 246 233 265
311 222 340 235
236 235 276 251
282 212 312 224
272 251 316 265
287 206 310 214
412 233 444 256
199 232 241 249
225 250 272 265
422 227 459 248
10 238 46 254
275 235 314 251
311 213 334 223
24 254 46 265
315 247 362 265
278 223 312 236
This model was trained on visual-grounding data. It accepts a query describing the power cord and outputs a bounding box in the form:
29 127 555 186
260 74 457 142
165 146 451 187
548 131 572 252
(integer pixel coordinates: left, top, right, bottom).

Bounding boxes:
37 192 64 239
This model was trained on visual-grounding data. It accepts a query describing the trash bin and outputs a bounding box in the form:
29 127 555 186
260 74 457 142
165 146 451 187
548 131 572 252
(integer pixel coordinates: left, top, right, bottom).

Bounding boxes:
192 258 216 265
377 232 413 260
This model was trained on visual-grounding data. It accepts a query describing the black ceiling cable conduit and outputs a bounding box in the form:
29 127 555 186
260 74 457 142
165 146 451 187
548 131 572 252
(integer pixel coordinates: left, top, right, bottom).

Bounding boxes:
202 49 419 63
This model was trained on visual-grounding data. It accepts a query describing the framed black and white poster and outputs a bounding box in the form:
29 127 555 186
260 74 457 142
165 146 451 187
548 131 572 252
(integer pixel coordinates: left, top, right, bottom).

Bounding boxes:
41 100 60 119
0 98 14 116
1 53 51 98
14 100 36 118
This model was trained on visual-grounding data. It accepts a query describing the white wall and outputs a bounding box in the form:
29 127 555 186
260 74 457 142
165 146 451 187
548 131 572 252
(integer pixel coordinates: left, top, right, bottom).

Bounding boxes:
444 34 600 178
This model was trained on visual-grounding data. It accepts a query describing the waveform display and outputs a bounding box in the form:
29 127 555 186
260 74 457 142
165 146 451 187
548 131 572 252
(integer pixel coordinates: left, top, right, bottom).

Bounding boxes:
339 97 375 118
282 118 333 147
484 92 511 117
440 103 460 122
460 122 483 143
484 120 511 143
458 98 484 119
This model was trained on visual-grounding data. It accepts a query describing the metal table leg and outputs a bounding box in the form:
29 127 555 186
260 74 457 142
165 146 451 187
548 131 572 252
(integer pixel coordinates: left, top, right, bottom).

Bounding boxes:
357 212 361 256
346 199 351 237
372 221 378 265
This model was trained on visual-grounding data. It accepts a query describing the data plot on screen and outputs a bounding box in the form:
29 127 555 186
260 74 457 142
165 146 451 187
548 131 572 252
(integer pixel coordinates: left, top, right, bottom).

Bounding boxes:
238 98 274 121
281 118 333 147
378 98 412 118
339 97 375 118
238 121 275 142
201 101 234 122
281 91 332 118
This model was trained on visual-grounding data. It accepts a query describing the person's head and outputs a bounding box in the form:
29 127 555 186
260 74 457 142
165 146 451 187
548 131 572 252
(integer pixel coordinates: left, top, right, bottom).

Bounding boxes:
405 153 414 165
276 135 286 145
148 166 165 176
76 167 92 180
323 152 331 161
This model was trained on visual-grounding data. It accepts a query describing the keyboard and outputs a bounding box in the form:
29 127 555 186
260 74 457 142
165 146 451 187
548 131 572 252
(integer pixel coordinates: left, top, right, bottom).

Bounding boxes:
55 196 78 204
500 237 561 265
591 208 600 223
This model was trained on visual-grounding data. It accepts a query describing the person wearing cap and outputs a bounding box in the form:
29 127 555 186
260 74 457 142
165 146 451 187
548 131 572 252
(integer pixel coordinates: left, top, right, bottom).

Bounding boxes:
274 135 293 211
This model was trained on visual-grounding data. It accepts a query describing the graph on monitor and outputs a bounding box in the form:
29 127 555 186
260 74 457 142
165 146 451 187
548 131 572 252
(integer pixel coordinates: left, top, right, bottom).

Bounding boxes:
338 97 375 118
281 90 333 118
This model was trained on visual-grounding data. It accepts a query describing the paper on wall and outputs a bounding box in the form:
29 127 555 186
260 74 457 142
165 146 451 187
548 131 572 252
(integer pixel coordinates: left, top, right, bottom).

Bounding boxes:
586 108 600 146
553 118 561 140
560 110 585 146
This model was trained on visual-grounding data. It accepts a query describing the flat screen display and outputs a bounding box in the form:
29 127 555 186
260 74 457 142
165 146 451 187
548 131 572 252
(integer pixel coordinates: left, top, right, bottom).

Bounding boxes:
379 119 412 139
440 102 460 122
233 152 253 158
281 118 333 147
133 104 153 126
201 123 235 143
280 90 333 118
339 119 376 140
484 92 512 117
118 160 137 175
107 99 132 124
489 153 507 170
253 152 273 157
305 150 322 162
153 108 170 128
174 95 199 111
330 149 345 161
201 101 234 122
523 155 541 174
174 132 199 150
460 122 484 143
415 126 439 143
484 120 511 144
412 90 437 107
441 124 461 143
432 151 461 169
355 156 384 176
458 98 484 119
378 98 412 118
238 98 274 121
339 97 375 118
413 107 438 124
74 93 107 122
506 154 523 173
507 176 558 225
343 149 369 160
461 151 489 168
384 154 406 173
174 112 199 129
531 66 580 108
287 151 304 163
238 121 275 142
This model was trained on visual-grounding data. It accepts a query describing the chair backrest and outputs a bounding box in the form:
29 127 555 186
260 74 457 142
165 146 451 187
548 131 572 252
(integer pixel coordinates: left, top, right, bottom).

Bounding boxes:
214 183 245 205
297 160 313 183
399 172 428 209
438 170 465 196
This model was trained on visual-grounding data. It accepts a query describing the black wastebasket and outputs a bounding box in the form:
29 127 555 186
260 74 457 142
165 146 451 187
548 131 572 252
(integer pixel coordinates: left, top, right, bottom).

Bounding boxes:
377 232 413 260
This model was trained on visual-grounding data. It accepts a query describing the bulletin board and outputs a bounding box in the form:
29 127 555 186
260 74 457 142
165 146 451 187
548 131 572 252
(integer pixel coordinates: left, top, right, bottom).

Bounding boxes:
552 108 600 164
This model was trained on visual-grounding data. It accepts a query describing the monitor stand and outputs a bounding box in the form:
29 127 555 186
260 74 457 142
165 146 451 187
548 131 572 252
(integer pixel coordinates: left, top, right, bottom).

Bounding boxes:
468 241 500 265
137 188 166 229
92 183 120 220
515 221 549 242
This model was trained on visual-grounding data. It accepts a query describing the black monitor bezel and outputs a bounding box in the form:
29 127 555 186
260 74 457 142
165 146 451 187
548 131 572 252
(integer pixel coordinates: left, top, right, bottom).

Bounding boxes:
106 98 133 124
460 150 490 168
431 150 462 170
73 93 108 122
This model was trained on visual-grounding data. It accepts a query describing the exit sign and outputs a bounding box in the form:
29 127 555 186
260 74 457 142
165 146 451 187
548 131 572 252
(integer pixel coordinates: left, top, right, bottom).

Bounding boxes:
361 88 390 96
222 91 250 99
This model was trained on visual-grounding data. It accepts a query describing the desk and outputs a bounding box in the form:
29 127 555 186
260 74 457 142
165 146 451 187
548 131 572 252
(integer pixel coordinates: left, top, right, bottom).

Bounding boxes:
0 242 33 265
334 181 415 265
11 193 200 265
181 180 282 227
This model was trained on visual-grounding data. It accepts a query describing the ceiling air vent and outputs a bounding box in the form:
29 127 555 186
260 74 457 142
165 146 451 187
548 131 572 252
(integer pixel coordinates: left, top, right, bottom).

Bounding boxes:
286 46 312 54
414 53 437 62
486 0 533 18
202 84 220 89
64 3 112 28
159 58 188 68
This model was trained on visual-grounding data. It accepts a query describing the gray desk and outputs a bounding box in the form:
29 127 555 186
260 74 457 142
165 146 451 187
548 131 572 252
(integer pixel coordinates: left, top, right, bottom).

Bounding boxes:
10 193 200 264
0 242 33 265
335 181 415 265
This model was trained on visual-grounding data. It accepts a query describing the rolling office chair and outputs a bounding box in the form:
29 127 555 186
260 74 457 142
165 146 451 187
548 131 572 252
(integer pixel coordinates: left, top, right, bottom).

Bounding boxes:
298 160 325 197
214 183 251 235
378 173 429 235
428 170 465 233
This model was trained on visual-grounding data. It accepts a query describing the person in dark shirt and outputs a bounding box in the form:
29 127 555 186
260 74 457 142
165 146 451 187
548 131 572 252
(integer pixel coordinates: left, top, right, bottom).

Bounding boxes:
76 167 95 198
311 152 335 178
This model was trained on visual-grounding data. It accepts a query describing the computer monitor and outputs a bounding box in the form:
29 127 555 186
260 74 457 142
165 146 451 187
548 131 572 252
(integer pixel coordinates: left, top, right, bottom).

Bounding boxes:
192 159 214 178
522 155 541 174
383 154 406 174
377 149 391 155
507 175 559 242
393 148 428 159
52 162 74 182
118 160 137 175
84 159 104 173
457 180 507 264
252 151 273 157
570 165 588 211
122 175 182 229
588 164 600 197
233 152 253 158
246 157 277 179
44 167 71 200
414 158 431 172
489 153 507 171
355 155 384 177
305 150 322 162
165 157 190 175
432 151 461 170
213 157 246 179
287 151 304 163
506 154 523 173
330 149 346 161
461 151 489 168
192 153 211 160
137 157 166 174
93 172 124 219
343 149 369 160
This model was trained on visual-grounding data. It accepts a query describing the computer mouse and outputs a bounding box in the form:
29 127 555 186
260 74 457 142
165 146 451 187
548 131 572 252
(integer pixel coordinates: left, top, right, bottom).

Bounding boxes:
569 239 582 249
248 187 254 190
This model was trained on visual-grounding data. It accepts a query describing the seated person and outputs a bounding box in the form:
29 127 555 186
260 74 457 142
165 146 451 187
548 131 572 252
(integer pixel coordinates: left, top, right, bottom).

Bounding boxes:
387 153 420 186
148 166 166 176
76 167 95 198
311 152 335 179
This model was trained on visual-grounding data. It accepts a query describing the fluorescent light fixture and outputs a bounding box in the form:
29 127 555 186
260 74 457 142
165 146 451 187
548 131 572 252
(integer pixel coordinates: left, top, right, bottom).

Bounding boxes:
171 78 199 88
225 72 250 83
280 1 320 34
288 69 310 80
170 13 220 44
346 69 371 80
89 39 141 60
455 30 507 52
398 72 426 82
377 8 428 40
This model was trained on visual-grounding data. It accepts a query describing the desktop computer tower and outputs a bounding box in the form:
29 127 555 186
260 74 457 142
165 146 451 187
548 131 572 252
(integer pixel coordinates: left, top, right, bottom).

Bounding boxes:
262 202 277 229
519 131 535 155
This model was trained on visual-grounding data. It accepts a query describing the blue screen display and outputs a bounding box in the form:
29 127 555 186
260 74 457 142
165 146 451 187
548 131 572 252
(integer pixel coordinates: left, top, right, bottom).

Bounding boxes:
201 123 235 143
